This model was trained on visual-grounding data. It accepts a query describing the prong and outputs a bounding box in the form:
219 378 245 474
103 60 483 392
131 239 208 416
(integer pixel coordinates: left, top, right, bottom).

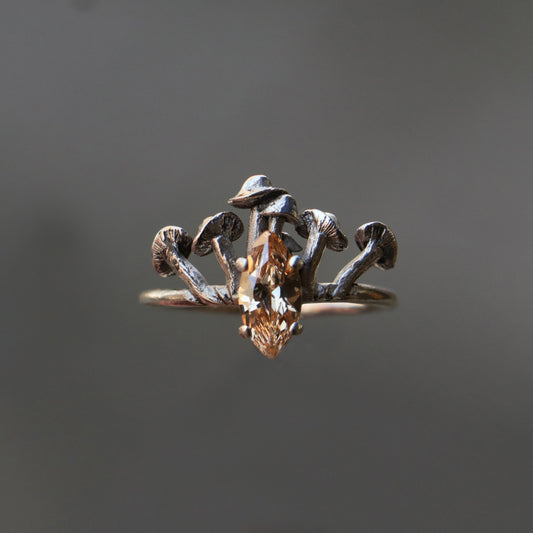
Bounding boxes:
239 325 251 338
288 255 304 271
235 257 249 272
290 322 304 336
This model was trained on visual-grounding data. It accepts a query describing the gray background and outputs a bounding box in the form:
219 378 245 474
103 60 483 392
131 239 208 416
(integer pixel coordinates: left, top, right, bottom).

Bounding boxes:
2 1 532 532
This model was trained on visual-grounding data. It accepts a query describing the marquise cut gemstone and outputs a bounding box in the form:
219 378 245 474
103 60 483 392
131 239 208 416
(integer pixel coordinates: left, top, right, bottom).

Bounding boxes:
238 231 302 358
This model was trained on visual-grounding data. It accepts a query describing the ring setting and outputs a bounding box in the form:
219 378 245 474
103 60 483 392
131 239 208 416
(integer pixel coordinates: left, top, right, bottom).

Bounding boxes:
140 175 398 358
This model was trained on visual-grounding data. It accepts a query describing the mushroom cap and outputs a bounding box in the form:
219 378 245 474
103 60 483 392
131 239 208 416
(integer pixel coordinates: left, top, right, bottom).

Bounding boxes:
296 209 348 251
151 226 192 277
355 221 397 270
228 175 286 208
258 193 300 225
192 211 244 256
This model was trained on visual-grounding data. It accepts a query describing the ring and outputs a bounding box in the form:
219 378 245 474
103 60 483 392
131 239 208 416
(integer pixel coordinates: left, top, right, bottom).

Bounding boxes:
140 175 398 358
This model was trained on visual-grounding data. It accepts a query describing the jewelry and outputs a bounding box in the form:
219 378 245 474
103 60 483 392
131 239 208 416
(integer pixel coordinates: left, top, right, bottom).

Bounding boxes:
140 175 398 358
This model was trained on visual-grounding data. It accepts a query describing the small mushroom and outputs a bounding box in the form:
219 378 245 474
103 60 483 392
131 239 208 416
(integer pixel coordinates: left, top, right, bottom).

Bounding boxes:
152 226 192 276
296 209 348 299
151 226 224 305
258 193 300 234
228 175 286 253
192 212 244 297
355 222 398 270
239 325 251 338
228 174 286 208
332 221 397 298
290 322 304 336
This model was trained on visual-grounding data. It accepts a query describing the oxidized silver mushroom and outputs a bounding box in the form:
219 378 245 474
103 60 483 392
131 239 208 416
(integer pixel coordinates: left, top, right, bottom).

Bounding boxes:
228 175 286 253
296 209 348 299
258 193 300 234
151 226 225 305
332 221 397 298
152 226 192 277
192 211 244 298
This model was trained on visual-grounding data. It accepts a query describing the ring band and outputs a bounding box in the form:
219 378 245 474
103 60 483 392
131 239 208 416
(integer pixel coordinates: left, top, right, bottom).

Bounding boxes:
140 283 396 317
141 175 398 358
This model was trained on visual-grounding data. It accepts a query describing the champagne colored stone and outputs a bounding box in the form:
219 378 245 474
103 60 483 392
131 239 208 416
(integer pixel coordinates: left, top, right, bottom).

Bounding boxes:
238 231 302 358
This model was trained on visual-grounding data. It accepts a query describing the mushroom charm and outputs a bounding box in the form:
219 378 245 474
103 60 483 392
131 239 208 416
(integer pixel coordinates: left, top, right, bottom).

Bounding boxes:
151 226 226 305
296 209 348 300
227 175 287 253
142 175 398 359
192 212 244 298
332 222 398 299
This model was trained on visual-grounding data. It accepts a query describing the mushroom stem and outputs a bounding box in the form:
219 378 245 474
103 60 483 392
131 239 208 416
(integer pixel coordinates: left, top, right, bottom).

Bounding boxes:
247 208 268 253
211 235 241 298
268 216 285 234
300 232 328 299
331 221 397 299
165 243 225 305
331 242 383 299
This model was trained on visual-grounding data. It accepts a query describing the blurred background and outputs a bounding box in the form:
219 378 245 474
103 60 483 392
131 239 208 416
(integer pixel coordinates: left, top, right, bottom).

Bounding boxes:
2 1 532 532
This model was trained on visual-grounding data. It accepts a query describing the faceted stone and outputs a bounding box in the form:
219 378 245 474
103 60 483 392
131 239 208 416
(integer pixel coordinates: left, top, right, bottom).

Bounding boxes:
238 231 302 358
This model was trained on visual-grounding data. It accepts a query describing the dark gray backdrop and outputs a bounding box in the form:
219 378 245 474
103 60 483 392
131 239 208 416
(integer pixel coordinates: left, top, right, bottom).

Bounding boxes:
2 1 532 532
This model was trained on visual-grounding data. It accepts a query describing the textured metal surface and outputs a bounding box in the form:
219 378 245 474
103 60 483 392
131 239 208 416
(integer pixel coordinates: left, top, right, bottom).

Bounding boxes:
141 175 398 315
140 283 397 317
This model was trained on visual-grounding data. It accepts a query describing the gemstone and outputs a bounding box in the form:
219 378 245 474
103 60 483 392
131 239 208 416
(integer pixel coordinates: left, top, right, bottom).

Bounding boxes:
238 231 302 358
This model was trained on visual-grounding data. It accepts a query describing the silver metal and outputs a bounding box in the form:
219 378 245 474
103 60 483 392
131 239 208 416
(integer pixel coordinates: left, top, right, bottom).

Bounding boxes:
235 257 249 273
191 212 244 297
290 322 304 335
142 176 398 331
140 282 397 317
228 175 287 254
238 325 251 338
260 193 300 235
151 226 226 305
288 255 304 271
332 221 397 299
296 209 348 299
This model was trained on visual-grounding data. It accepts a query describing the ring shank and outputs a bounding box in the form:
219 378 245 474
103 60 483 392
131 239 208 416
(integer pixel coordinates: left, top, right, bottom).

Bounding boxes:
140 283 396 317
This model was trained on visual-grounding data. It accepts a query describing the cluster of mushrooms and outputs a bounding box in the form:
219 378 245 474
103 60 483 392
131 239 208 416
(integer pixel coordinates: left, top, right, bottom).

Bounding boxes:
151 175 397 307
